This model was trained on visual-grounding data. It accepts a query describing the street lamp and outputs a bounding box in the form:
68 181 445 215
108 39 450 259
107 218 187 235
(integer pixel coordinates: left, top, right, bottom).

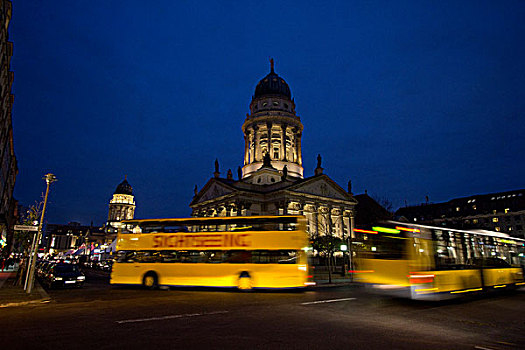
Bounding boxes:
26 173 57 294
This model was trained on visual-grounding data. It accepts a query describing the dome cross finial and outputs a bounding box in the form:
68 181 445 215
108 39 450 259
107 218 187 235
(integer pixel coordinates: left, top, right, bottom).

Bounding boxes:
270 58 274 73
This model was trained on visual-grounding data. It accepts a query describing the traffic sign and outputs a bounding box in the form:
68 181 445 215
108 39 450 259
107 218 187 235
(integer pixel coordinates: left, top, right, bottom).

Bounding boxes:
14 225 39 231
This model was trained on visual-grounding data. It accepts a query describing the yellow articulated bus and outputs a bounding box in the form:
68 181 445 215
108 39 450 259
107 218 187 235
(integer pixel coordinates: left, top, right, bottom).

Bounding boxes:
353 221 525 300
110 215 313 290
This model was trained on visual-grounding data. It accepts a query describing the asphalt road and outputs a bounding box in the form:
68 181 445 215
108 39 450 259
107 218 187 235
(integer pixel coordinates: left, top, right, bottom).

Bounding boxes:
0 269 524 349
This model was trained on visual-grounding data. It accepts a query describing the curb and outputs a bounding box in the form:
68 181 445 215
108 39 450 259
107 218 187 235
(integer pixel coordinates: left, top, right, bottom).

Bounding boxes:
34 279 51 300
0 279 51 309
312 282 356 289
0 298 52 308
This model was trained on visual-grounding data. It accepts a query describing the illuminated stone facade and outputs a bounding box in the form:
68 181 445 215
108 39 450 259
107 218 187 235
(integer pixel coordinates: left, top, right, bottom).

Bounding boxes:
106 177 135 240
190 61 357 241
242 60 303 179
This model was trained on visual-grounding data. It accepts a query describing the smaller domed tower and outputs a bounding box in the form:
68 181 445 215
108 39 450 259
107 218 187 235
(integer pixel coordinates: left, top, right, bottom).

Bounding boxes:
107 177 135 236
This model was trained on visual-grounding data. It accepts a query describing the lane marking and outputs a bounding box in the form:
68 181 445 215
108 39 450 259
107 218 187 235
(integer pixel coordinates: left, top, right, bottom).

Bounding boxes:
116 310 228 324
301 297 356 305
474 346 497 350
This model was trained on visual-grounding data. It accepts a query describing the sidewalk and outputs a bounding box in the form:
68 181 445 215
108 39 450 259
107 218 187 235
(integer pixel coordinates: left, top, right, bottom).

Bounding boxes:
0 265 50 308
313 270 356 288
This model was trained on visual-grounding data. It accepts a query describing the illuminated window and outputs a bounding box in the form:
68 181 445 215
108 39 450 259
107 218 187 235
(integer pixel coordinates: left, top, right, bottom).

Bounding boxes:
509 227 513 231
495 227 500 231
456 207 460 212
473 205 477 210
493 217 498 223
505 208 510 213
493 210 497 214
473 219 478 224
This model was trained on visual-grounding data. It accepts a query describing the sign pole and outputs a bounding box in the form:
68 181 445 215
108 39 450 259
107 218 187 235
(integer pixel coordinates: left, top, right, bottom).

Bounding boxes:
26 174 57 294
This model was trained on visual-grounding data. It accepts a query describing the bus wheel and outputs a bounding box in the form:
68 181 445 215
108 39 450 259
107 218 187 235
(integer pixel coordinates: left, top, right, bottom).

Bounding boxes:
143 272 158 290
238 271 252 291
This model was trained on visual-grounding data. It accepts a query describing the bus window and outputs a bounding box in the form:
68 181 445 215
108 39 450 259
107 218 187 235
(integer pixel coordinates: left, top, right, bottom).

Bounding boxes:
135 251 160 263
252 250 298 264
224 251 252 263
159 251 178 263
364 234 407 260
163 225 189 233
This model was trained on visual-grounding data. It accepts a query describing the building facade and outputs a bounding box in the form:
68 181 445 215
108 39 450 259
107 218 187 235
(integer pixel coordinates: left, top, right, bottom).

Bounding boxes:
396 189 525 239
190 61 357 242
105 177 136 240
0 0 17 255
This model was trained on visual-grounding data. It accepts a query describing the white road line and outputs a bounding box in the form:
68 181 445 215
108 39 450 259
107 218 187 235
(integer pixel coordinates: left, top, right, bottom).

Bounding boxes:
301 297 356 305
116 310 228 324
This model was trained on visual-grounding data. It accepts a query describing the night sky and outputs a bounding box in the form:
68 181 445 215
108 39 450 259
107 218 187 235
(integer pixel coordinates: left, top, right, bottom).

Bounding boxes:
10 1 525 226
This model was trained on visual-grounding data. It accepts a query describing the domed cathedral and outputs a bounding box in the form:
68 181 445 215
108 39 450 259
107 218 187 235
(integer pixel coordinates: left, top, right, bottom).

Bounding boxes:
190 60 357 240
105 176 136 240
242 59 304 179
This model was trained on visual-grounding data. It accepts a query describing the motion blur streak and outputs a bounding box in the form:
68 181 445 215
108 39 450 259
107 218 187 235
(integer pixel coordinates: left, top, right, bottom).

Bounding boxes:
450 288 483 294
116 311 228 324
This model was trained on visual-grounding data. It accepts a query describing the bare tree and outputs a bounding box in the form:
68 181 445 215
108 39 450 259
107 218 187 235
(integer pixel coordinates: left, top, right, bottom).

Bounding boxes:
310 208 343 283
14 199 44 254
371 195 394 214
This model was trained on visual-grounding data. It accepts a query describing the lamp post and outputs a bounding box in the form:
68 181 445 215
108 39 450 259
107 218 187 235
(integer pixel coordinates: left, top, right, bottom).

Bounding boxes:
26 173 57 294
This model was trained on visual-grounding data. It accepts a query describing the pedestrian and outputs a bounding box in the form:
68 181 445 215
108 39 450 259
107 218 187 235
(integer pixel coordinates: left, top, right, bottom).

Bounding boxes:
15 258 26 286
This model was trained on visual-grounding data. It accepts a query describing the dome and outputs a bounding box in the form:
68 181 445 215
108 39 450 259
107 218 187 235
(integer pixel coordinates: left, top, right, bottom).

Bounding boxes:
253 59 292 100
114 178 133 195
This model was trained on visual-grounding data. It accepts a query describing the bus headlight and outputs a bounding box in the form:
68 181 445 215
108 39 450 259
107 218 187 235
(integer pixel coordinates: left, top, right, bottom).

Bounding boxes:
298 265 307 271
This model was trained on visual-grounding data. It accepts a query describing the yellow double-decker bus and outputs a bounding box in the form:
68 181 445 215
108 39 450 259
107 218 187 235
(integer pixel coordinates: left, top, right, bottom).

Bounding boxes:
354 221 525 300
110 215 313 290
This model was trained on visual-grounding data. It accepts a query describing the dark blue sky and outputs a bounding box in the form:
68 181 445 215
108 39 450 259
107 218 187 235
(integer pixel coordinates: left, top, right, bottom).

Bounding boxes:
11 1 525 225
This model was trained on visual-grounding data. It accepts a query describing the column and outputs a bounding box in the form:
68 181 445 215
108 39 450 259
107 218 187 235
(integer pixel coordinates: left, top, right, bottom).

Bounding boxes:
248 130 254 163
280 124 287 161
254 125 261 161
296 132 302 165
243 134 249 165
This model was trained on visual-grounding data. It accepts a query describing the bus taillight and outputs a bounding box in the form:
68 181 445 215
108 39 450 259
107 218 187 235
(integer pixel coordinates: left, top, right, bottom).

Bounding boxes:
408 274 434 284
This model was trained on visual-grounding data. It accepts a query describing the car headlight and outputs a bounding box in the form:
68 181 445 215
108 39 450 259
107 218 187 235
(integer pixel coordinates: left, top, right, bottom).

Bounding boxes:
77 276 86 280
54 277 63 281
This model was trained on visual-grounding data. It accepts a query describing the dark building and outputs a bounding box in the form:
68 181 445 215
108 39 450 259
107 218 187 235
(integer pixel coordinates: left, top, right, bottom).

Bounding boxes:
0 0 17 255
45 222 105 255
46 222 90 253
354 193 393 228
396 189 525 239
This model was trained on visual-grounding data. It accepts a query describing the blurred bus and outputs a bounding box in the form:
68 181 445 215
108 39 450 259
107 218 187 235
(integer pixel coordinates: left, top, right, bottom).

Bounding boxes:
353 221 525 300
110 215 313 290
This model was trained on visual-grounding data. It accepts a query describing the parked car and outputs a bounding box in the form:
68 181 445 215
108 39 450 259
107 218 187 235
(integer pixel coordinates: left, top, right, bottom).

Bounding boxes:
99 260 113 272
37 260 55 279
42 263 85 289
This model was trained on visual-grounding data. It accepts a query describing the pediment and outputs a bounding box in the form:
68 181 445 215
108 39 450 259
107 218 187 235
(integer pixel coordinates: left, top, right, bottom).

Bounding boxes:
289 176 351 201
196 181 235 204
